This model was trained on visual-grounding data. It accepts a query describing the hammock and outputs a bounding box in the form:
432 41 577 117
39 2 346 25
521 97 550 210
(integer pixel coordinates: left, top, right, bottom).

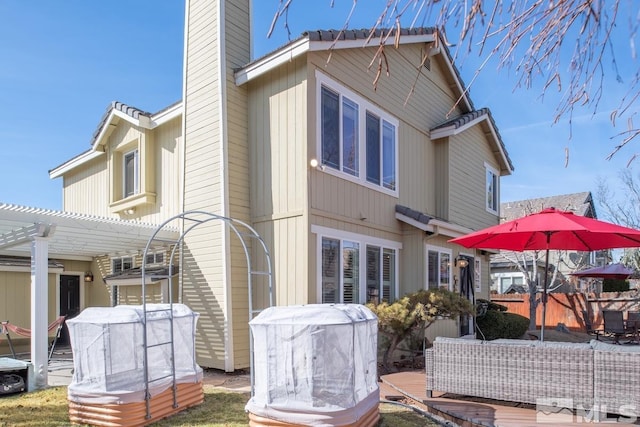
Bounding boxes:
1 316 66 361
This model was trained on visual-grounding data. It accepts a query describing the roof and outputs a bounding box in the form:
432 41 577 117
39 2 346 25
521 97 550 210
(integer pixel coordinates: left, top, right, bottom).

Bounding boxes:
395 204 433 225
430 108 513 174
0 203 178 260
0 255 64 270
235 26 472 110
501 192 595 222
394 204 473 237
49 101 182 178
103 265 179 286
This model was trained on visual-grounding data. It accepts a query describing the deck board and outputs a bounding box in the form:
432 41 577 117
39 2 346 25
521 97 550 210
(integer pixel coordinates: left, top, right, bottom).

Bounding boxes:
380 370 640 426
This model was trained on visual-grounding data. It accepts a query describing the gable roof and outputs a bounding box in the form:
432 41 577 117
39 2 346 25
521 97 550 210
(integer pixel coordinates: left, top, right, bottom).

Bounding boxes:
500 192 596 222
49 101 182 178
430 107 513 174
235 26 473 111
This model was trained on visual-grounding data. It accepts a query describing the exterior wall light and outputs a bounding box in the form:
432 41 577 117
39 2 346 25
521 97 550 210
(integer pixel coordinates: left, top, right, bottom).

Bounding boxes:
455 256 469 268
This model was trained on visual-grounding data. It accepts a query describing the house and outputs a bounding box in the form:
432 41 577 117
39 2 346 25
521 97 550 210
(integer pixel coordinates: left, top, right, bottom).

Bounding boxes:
490 191 609 294
1 0 513 377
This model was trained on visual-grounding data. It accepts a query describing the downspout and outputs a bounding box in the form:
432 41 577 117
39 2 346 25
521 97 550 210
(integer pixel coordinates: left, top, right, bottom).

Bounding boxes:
217 0 235 372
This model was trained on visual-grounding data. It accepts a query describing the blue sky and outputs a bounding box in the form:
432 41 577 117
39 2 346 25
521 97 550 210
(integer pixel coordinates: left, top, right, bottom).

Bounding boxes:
0 1 637 217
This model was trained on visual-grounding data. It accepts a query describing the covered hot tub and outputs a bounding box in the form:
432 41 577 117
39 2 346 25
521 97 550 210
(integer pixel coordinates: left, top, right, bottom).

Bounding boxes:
66 303 203 427
246 304 379 426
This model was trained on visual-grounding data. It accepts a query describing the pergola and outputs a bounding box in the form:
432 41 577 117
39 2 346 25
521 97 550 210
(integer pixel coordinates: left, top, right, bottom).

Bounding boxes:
0 203 179 389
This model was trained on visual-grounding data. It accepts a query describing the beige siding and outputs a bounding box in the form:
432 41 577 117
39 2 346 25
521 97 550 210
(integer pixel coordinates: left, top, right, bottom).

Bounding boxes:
398 227 425 295
308 45 461 134
63 157 110 216
63 117 182 224
183 0 225 370
426 318 458 344
0 271 59 354
449 125 501 230
182 0 251 370
246 56 309 315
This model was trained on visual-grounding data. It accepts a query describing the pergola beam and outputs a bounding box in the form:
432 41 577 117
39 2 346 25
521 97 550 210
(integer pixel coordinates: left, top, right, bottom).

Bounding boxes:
0 223 53 249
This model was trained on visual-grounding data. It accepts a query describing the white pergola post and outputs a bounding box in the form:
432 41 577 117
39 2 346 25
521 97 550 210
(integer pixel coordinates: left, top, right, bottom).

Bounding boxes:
31 235 50 389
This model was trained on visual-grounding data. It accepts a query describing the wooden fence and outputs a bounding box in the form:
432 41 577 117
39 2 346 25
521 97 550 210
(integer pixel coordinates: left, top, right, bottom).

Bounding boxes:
490 291 640 331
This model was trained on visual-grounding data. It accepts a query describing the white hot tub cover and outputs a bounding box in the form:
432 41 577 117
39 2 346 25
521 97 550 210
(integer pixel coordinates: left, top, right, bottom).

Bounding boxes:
246 304 379 425
67 303 202 404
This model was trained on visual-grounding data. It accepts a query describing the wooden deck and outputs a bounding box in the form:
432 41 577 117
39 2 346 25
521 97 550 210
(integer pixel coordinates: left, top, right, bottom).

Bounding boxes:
380 370 640 426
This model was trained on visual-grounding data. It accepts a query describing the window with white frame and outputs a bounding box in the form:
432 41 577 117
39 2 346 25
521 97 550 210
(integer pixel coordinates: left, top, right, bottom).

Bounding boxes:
474 258 481 292
485 163 498 214
318 72 398 193
426 247 452 291
145 251 165 266
112 256 134 273
499 275 524 293
315 226 399 305
123 149 139 198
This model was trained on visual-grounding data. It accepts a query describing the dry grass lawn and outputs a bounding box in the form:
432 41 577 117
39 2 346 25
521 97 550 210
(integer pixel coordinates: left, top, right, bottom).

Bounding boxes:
0 385 441 427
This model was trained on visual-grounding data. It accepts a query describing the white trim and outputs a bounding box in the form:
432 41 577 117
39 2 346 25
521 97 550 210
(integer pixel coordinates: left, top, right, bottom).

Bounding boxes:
425 244 453 291
49 104 182 179
313 226 401 304
217 0 234 373
431 114 513 175
394 212 473 238
484 162 500 215
123 149 139 198
49 150 105 179
235 38 310 85
315 71 399 197
311 224 402 250
235 32 436 85
430 114 486 140
151 103 183 127
0 265 64 273
474 258 481 292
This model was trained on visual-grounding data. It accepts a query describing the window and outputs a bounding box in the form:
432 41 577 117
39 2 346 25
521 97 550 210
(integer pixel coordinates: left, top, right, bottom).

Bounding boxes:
145 251 165 266
485 163 498 214
315 226 400 305
474 258 481 292
112 256 134 273
123 149 139 198
317 72 398 194
499 275 524 293
426 247 452 291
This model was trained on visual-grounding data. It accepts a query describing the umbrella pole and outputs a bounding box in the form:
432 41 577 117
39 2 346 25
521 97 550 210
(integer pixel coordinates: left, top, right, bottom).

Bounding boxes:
541 245 550 342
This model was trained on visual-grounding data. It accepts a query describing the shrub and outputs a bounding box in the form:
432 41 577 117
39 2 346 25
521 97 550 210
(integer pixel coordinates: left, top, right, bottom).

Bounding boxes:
476 308 529 340
367 288 474 372
602 278 630 292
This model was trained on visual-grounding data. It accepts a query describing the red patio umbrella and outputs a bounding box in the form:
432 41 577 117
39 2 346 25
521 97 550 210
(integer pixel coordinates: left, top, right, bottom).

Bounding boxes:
570 263 634 280
449 207 640 341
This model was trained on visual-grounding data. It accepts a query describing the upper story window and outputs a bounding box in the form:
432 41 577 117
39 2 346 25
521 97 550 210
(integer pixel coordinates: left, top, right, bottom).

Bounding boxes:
426 246 451 291
313 225 401 305
112 256 134 273
123 149 139 198
317 71 398 195
485 163 499 214
145 251 165 266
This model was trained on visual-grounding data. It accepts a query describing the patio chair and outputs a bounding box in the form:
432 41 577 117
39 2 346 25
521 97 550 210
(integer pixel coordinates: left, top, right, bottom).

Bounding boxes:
626 311 640 344
581 310 603 340
602 310 627 344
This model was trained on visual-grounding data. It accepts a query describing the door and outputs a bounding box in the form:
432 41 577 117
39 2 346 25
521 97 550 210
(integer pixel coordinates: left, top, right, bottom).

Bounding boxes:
59 275 81 346
459 257 475 337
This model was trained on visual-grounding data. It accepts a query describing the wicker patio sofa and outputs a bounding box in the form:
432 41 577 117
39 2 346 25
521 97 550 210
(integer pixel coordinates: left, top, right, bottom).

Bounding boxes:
426 337 640 417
